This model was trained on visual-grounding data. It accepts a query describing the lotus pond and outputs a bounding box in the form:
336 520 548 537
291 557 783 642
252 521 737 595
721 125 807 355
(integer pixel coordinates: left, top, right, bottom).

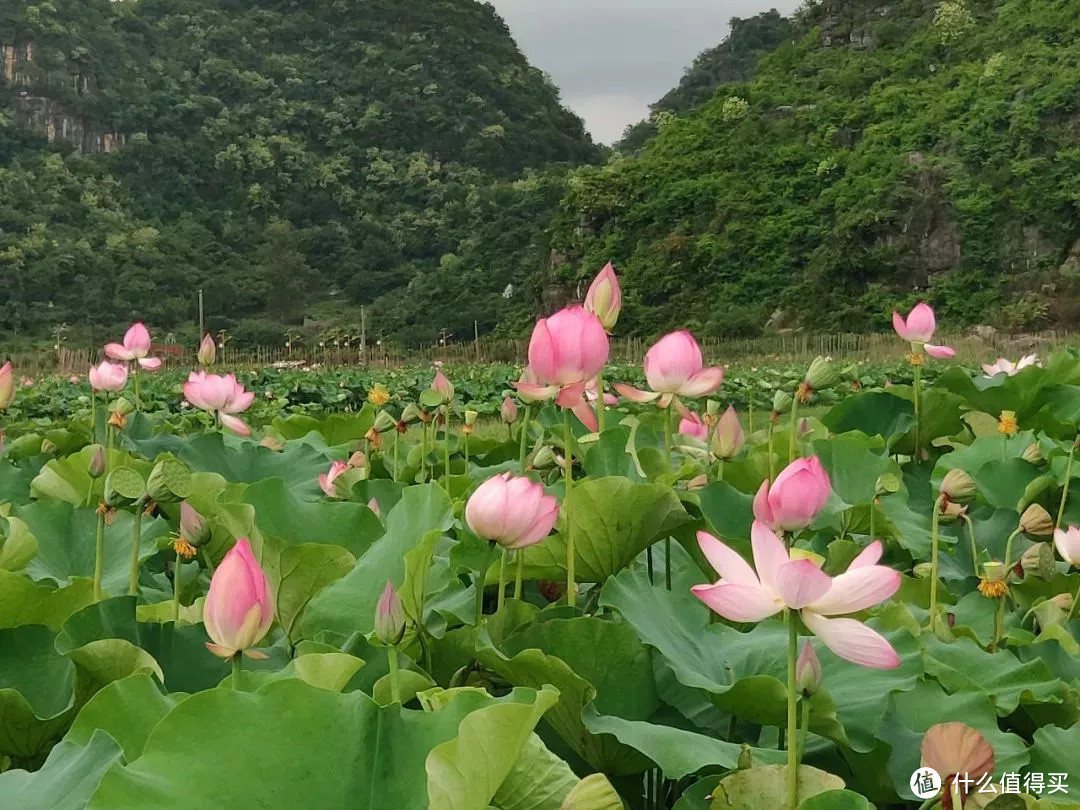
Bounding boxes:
1 346 1080 810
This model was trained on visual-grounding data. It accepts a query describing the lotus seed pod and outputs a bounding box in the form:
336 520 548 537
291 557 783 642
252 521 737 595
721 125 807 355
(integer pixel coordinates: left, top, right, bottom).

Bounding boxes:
372 410 397 434
804 356 840 392
940 469 976 502
1019 503 1054 537
913 562 934 578
772 390 792 415
1022 443 1043 465
1021 542 1056 580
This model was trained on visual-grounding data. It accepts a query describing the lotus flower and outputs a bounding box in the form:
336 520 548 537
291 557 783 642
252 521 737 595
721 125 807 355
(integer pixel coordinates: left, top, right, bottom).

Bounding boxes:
892 303 954 358
1054 526 1080 567
584 261 621 332
981 355 1039 377
183 372 255 435
753 456 832 532
920 722 996 809
692 524 901 668
203 538 274 659
374 580 406 645
319 461 348 498
515 306 610 430
198 334 216 366
431 370 454 404
0 362 13 410
22 377 33 387
614 331 724 407
465 473 559 550
586 377 619 407
89 361 129 392
678 411 708 440
105 322 162 370
711 405 745 459
69 374 81 385
501 396 518 424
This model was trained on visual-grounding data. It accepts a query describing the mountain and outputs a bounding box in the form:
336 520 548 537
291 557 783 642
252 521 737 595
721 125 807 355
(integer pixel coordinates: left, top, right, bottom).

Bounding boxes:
0 0 601 345
550 0 1080 337
618 10 794 152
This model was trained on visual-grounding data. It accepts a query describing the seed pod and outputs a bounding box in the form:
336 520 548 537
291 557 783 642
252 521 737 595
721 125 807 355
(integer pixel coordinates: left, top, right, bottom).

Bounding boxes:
940 469 976 502
1019 503 1054 537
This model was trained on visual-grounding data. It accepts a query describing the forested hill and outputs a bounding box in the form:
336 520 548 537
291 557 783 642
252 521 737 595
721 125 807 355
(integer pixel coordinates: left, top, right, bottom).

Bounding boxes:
553 0 1080 338
0 0 600 345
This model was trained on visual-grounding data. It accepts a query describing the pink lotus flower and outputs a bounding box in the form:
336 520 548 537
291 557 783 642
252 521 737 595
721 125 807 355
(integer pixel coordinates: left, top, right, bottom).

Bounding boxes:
183 371 255 435
678 411 708 440
614 331 724 407
374 580 405 645
0 362 13 410
89 361 129 392
753 456 832 532
465 472 559 550
585 377 619 407
711 405 745 459
22 377 33 387
796 640 822 696
584 261 621 332
1054 526 1080 567
515 306 610 428
203 538 274 659
692 524 901 668
198 334 216 366
319 461 348 498
920 723 995 808
105 322 162 370
501 396 518 424
892 303 954 358
982 355 1039 377
69 375 81 385
431 370 454 403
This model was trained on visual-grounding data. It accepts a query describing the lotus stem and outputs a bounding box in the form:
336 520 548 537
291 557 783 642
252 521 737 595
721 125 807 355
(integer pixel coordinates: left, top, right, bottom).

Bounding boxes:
172 548 182 623
928 494 944 632
1066 582 1080 623
1057 438 1076 530
961 513 979 572
392 431 399 482
442 406 450 481
497 549 508 612
92 510 106 601
913 360 922 460
514 550 523 599
564 407 576 607
518 405 531 473
596 370 606 432
663 405 673 591
90 389 97 444
716 459 724 482
748 399 754 434
475 572 484 624
231 654 242 690
133 366 140 412
387 646 402 704
798 696 810 761
767 421 776 481
788 394 800 463
1003 527 1022 572
201 548 215 577
128 502 143 597
787 609 800 810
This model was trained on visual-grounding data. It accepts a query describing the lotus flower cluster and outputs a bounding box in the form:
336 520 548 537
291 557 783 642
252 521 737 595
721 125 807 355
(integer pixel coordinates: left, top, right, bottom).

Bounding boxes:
615 331 724 407
465 473 559 550
203 538 274 659
892 303 955 359
183 372 255 435
106 322 163 370
692 523 901 668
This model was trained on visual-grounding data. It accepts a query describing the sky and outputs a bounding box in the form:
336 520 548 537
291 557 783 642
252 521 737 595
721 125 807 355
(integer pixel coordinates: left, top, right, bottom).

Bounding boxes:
488 0 802 144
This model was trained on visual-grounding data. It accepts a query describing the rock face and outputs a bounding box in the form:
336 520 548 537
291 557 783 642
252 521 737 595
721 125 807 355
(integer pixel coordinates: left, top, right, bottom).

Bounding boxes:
1 39 124 153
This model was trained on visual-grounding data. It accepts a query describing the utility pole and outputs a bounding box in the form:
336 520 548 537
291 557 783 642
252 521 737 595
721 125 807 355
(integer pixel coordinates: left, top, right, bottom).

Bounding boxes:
474 320 480 361
360 306 366 365
198 289 205 340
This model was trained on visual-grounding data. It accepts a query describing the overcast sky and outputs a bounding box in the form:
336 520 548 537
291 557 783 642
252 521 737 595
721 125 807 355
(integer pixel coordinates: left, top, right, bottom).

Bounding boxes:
488 0 802 144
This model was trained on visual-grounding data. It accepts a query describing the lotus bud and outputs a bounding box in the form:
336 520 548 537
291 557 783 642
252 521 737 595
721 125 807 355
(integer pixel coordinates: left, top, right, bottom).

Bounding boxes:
197 334 216 366
940 469 976 502
501 396 518 424
463 409 478 436
795 641 822 697
203 538 273 659
0 362 13 411
710 405 745 460
913 562 934 578
1022 443 1043 465
431 370 455 404
686 473 709 491
87 444 106 479
40 439 57 455
532 445 557 469
804 356 840 392
772 389 792 415
1021 542 1055 580
373 410 397 434
400 403 421 424
1019 503 1055 537
179 501 212 547
583 262 622 332
373 580 406 646
367 498 381 518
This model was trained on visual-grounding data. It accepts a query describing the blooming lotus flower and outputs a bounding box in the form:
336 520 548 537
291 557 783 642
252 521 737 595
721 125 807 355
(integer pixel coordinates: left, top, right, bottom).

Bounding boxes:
203 538 274 659
614 331 724 407
1054 526 1080 567
465 473 559 550
374 580 405 645
584 261 621 332
319 461 348 498
692 524 901 668
678 411 708 440
0 362 13 410
515 307 610 429
920 722 995 808
183 372 255 435
501 396 518 424
105 322 162 370
711 405 745 459
981 355 1039 377
198 334 216 366
892 303 954 358
431 370 454 404
753 456 832 532
89 361 129 392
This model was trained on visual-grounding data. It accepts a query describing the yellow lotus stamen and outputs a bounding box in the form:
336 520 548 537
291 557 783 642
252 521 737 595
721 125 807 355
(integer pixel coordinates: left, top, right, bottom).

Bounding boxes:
909 353 924 366
998 410 1018 436
172 537 198 559
978 578 1008 599
367 384 390 406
